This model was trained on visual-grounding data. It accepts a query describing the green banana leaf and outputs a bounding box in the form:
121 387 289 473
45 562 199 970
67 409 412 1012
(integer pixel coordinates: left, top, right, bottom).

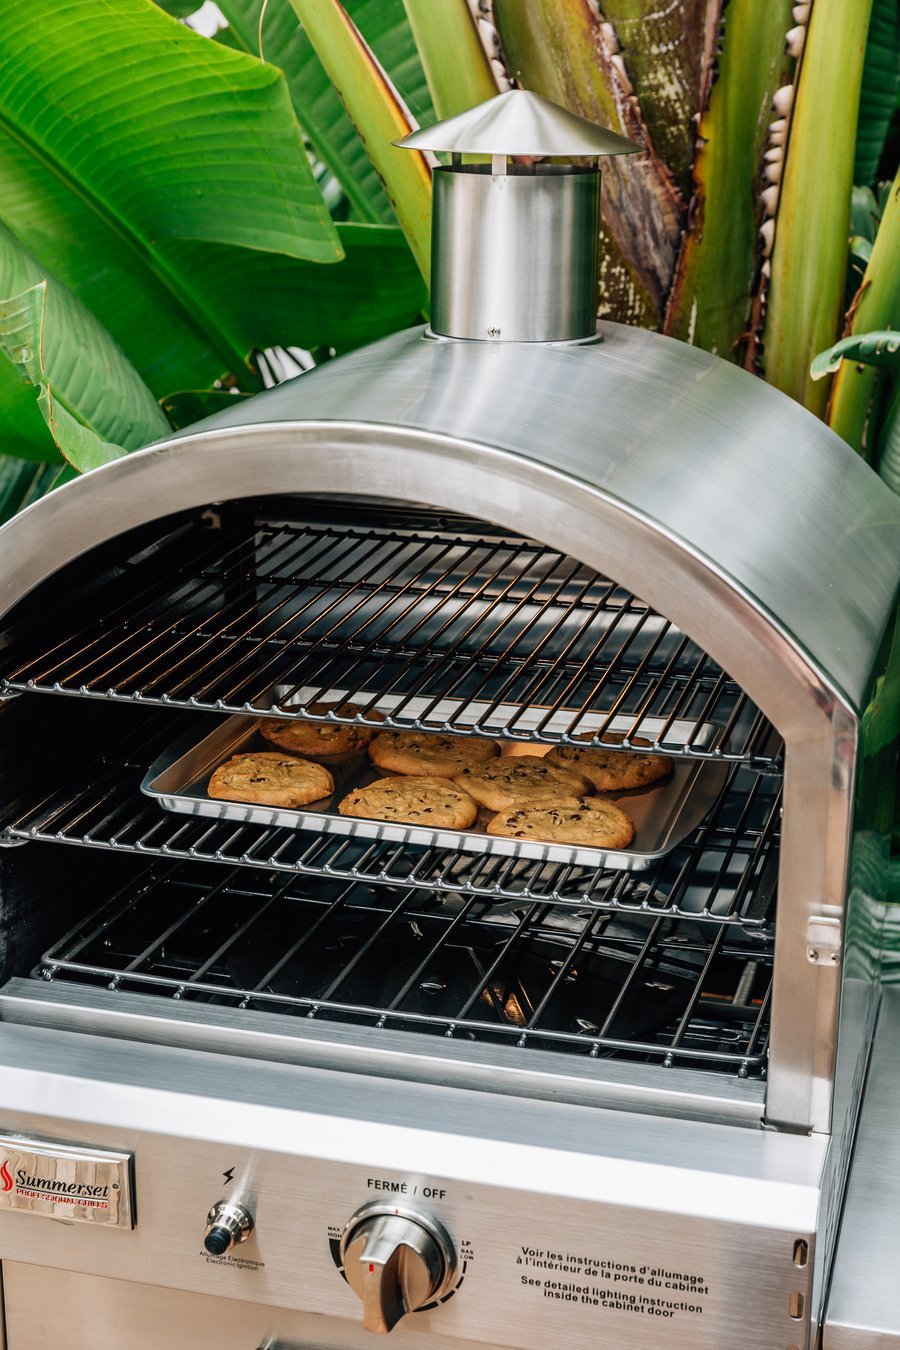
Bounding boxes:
401 0 497 120
811 330 900 380
0 278 168 469
877 382 900 494
830 169 900 453
0 129 225 398
0 125 422 401
813 328 900 495
763 0 873 417
849 235 875 270
0 224 168 465
855 0 900 186
165 223 427 361
491 0 683 327
285 0 434 281
0 457 69 527
0 355 52 463
0 0 341 386
211 0 434 227
0 0 340 260
161 389 255 429
665 0 794 355
851 185 884 240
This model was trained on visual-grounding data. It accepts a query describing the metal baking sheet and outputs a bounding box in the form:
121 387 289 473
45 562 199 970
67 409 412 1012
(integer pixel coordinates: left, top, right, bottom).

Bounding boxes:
142 714 730 874
262 683 724 749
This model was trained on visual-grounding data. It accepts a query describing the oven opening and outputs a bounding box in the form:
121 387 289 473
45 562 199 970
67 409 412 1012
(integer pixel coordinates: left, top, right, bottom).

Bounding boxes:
0 499 780 1085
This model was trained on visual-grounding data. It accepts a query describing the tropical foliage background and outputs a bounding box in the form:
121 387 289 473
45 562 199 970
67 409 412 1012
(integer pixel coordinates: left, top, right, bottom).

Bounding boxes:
0 0 897 524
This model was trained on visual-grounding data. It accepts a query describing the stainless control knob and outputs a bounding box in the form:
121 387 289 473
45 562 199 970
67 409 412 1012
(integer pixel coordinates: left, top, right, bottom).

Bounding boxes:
339 1202 456 1334
203 1200 253 1255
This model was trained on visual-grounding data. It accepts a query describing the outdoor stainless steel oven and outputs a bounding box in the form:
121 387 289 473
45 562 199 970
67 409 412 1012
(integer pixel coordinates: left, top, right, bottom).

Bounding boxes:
0 91 897 1350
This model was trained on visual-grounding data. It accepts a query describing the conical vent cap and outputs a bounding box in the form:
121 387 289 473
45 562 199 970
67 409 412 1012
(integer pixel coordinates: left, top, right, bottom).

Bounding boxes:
394 89 642 157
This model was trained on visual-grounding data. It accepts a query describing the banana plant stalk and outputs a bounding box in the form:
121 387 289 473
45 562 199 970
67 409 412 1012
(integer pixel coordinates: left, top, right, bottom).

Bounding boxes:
763 0 874 417
828 170 900 454
401 0 497 120
813 329 900 493
665 0 794 357
286 0 434 282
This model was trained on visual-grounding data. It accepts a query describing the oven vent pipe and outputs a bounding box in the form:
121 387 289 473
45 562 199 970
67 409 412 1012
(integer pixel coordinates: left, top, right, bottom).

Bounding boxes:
395 90 641 343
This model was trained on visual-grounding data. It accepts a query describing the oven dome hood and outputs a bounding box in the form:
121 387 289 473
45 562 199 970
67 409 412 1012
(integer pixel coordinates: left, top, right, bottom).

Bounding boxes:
1 319 896 722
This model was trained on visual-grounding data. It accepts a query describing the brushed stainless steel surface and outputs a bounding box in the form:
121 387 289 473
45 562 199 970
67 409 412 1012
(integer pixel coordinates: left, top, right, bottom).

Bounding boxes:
1 322 897 1131
205 1199 254 1255
824 988 900 1348
142 711 728 874
0 1265 510 1350
395 89 641 156
430 167 600 342
341 1202 456 1333
0 1130 133 1228
4 324 894 717
0 979 767 1126
0 1023 822 1346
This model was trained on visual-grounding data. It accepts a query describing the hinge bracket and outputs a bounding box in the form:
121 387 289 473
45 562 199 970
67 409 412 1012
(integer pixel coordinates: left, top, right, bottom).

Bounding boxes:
806 915 842 966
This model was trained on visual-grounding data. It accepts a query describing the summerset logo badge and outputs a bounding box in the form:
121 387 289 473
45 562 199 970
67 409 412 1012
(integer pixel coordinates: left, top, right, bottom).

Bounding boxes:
0 1135 133 1228
0 1157 111 1210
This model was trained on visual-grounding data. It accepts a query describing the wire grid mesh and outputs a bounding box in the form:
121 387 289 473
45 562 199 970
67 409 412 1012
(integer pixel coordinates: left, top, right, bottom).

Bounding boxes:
38 858 773 1075
0 512 781 767
1 710 781 923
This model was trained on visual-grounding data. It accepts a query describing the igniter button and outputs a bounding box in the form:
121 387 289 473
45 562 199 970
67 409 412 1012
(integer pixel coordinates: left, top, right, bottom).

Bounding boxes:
203 1200 253 1255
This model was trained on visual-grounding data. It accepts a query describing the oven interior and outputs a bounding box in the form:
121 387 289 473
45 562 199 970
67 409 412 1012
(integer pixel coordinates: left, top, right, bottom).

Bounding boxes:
0 499 781 1090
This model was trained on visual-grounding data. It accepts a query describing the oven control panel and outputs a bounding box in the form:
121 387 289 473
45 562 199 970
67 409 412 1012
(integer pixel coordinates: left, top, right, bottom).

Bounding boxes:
0 1053 818 1350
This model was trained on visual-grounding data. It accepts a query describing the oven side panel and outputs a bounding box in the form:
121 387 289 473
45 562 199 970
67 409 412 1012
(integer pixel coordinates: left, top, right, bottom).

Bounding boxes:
813 604 900 1327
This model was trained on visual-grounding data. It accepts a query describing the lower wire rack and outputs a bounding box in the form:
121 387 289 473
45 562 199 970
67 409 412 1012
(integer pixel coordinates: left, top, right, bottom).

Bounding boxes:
37 858 772 1077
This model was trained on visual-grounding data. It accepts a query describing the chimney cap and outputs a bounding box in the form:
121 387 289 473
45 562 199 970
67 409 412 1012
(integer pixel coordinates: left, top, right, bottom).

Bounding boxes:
394 89 642 157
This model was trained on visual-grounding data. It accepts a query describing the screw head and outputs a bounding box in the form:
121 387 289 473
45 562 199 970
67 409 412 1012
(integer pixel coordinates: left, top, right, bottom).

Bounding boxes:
487 325 501 338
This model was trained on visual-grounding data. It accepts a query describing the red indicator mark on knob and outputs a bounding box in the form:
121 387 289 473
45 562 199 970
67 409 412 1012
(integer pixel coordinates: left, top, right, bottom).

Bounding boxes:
369 1264 375 1273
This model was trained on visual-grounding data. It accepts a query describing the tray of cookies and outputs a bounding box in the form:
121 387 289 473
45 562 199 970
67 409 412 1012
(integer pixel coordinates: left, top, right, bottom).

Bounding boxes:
141 703 731 872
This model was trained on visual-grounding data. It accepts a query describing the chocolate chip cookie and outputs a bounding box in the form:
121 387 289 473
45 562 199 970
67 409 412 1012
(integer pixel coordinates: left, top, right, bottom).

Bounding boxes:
546 734 674 792
454 754 593 811
369 731 499 778
338 776 479 829
208 752 334 808
486 796 635 849
259 702 382 764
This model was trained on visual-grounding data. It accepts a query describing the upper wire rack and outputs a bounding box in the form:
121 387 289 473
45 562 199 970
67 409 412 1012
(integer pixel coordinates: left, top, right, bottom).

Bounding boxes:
0 512 781 767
